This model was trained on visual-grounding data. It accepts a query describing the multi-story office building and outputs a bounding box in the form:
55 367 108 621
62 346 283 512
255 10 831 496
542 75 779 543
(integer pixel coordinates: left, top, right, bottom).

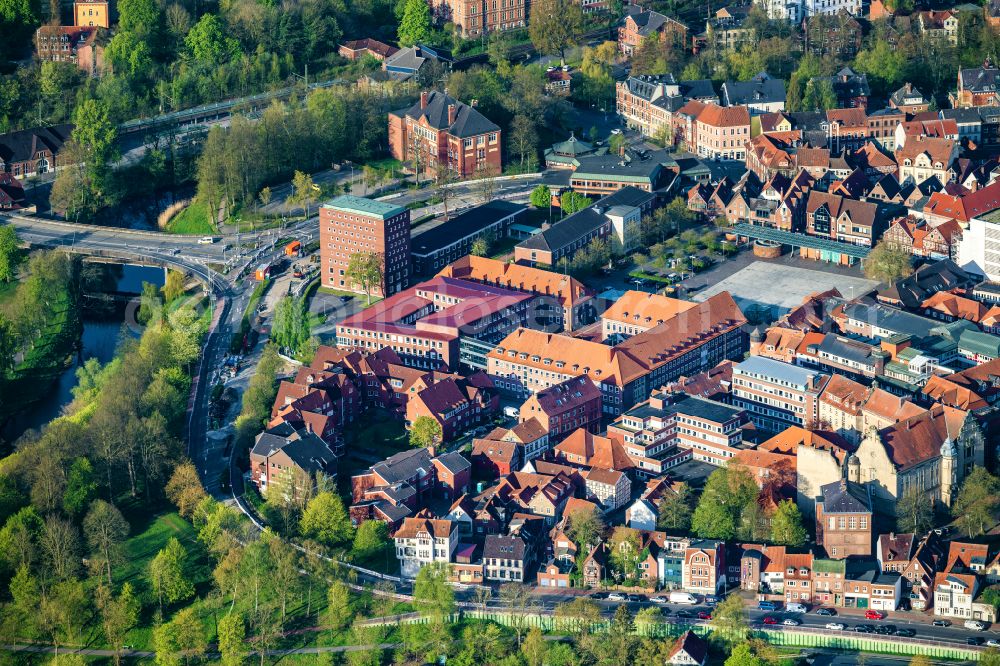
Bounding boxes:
731 356 828 432
320 195 411 298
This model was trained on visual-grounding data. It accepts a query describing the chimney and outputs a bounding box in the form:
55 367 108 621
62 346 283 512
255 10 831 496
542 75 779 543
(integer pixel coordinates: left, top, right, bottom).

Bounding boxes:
905 82 912 94
420 91 429 109
448 104 456 126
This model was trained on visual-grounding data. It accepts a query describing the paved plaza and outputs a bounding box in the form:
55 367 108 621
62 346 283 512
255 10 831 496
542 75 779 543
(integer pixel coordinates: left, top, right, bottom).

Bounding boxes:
693 261 879 315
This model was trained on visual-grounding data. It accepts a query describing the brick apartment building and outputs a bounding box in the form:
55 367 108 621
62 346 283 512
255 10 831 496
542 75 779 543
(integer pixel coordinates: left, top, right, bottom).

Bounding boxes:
435 0 527 37
320 195 411 298
388 91 502 179
815 478 873 559
618 7 688 56
615 74 718 137
35 27 105 76
519 375 603 440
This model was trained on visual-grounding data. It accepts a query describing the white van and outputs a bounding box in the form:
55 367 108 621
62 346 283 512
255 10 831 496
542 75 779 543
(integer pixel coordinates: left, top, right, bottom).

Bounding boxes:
198 236 217 244
669 591 698 605
786 603 808 613
503 406 519 419
965 620 986 631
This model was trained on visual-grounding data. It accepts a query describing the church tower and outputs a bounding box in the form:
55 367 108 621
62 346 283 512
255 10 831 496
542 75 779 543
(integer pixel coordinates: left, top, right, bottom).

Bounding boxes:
940 438 956 508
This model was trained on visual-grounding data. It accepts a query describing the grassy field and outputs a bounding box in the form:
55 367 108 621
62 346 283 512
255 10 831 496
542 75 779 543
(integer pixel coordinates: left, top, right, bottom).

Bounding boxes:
167 201 216 235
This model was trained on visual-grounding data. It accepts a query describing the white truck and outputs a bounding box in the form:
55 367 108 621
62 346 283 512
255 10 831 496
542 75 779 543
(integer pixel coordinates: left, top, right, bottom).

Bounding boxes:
668 591 698 605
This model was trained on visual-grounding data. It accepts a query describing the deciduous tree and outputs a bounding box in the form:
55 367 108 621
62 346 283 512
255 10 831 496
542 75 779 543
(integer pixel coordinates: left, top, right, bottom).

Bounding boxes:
656 482 693 531
413 561 455 622
352 519 389 560
770 499 808 546
897 486 935 534
713 594 749 644
148 537 195 610
954 467 1000 537
397 0 431 46
300 491 352 547
0 225 18 283
217 612 246 666
529 0 584 62
83 499 130 586
344 251 384 305
409 415 442 448
529 184 551 209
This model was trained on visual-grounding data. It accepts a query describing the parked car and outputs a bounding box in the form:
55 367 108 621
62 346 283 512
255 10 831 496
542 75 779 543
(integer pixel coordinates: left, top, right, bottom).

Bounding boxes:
782 619 800 627
762 617 778 625
815 608 837 616
968 637 985 646
932 620 951 627
965 620 986 631
825 623 845 631
786 603 808 613
896 628 916 638
874 625 896 635
590 592 608 600
854 625 874 633
704 594 719 606
675 610 693 618
697 611 712 620
651 596 669 604
864 610 885 620
608 593 627 602
627 594 646 603
987 638 1000 647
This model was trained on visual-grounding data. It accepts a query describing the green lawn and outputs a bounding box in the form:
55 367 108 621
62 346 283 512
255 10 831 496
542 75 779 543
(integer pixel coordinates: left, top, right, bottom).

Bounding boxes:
489 237 519 259
318 286 383 306
167 201 217 235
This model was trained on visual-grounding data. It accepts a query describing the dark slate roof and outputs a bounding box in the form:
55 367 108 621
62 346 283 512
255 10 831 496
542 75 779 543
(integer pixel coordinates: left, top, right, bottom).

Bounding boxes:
890 83 926 108
371 447 433 484
0 124 72 165
721 72 786 106
842 302 938 339
251 426 336 476
960 66 1000 93
570 149 669 185
671 393 744 424
941 108 983 124
819 479 872 514
435 451 472 474
822 68 871 101
682 79 717 100
394 91 500 138
411 201 526 257
787 112 826 132
816 333 876 366
518 186 656 253
483 534 526 559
